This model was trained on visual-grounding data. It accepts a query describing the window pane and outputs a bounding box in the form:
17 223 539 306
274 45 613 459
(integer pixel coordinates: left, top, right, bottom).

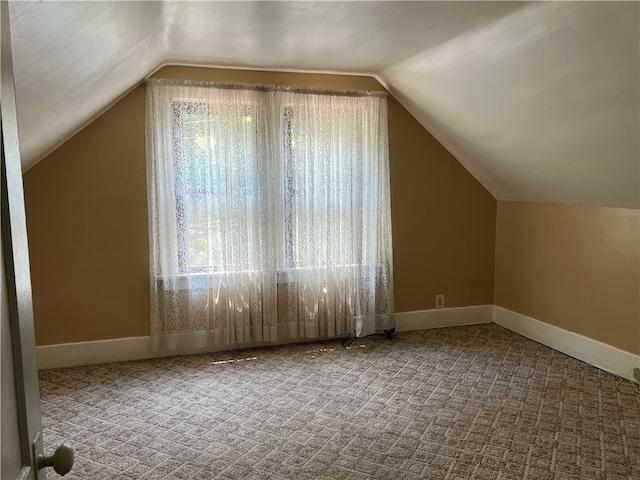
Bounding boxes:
174 103 257 273
284 103 362 268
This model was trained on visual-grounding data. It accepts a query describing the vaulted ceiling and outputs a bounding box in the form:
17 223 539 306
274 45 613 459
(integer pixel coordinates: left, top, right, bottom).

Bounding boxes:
9 1 639 208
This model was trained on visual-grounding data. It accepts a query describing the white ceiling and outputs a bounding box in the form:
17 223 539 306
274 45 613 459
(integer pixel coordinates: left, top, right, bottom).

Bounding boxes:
9 1 639 208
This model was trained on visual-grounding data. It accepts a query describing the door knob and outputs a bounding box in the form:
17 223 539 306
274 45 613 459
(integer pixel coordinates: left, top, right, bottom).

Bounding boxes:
38 444 74 476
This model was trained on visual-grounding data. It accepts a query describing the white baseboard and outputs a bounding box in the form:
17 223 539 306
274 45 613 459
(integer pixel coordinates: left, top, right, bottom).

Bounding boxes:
37 305 639 380
36 332 334 370
37 336 156 370
37 305 493 369
493 305 640 380
394 305 493 332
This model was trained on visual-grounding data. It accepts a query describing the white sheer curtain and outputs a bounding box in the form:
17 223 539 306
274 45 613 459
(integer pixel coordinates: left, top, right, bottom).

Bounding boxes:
146 79 393 350
278 91 394 339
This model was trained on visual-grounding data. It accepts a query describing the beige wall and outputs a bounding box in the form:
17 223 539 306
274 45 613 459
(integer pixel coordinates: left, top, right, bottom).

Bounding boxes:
494 201 640 355
23 66 496 346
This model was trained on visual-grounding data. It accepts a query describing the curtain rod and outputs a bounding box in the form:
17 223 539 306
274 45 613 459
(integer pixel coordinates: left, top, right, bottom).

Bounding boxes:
145 78 388 98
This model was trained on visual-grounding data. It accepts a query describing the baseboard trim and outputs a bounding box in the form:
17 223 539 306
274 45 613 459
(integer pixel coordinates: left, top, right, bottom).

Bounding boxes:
394 305 493 333
36 332 335 370
37 305 639 379
38 336 156 370
493 305 640 380
37 305 493 369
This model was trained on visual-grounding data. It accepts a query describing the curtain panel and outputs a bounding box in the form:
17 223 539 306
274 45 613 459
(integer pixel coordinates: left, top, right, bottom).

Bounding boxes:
145 79 394 350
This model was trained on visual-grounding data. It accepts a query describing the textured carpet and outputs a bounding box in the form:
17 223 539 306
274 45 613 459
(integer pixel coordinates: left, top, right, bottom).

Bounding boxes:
39 324 640 480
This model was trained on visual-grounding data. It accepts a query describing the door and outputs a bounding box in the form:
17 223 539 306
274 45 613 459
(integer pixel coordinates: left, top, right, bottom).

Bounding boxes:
1 1 73 478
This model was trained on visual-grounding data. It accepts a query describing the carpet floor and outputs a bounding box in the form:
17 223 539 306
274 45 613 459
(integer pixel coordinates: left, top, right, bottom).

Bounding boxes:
39 324 640 480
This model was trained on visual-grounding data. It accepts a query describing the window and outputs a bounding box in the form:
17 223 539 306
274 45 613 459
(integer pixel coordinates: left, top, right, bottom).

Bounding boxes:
173 100 260 273
145 79 394 348
283 102 365 269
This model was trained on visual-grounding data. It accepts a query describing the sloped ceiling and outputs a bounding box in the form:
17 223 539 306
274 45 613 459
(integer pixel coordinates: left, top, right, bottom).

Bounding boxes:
9 1 639 208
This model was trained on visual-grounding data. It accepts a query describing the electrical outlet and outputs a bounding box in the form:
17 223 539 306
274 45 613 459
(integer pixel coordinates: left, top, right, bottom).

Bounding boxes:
435 294 445 309
632 368 640 383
